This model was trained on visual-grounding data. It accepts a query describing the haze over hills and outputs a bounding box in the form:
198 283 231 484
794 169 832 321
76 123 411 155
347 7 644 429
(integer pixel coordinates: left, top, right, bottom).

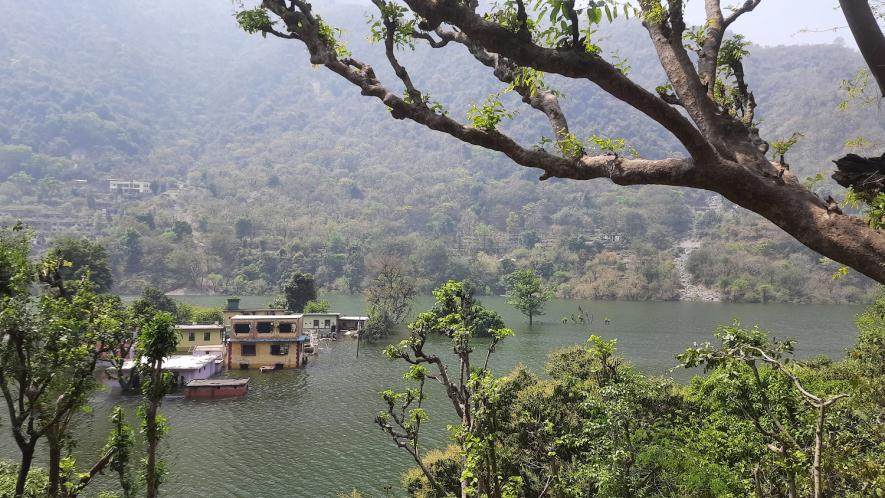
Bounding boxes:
0 0 881 302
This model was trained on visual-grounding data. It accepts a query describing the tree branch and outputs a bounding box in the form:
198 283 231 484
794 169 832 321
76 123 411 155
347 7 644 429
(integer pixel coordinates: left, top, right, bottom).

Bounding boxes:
840 0 885 96
724 0 763 27
402 0 716 159
430 28 576 152
256 0 885 284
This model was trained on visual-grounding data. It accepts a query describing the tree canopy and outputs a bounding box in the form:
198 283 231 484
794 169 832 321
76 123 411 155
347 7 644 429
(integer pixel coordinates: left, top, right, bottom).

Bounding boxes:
50 236 113 293
282 271 317 312
504 268 552 325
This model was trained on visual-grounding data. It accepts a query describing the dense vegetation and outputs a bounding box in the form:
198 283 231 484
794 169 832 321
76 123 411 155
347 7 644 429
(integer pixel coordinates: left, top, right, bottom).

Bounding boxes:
0 228 182 498
384 281 884 497
0 1 881 302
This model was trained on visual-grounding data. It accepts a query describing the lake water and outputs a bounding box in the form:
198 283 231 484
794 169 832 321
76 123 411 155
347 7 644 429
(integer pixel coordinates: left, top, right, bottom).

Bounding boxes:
0 295 865 497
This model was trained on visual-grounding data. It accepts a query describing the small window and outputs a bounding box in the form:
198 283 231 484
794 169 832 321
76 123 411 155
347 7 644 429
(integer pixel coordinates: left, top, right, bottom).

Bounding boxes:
278 323 293 333
239 363 249 370
234 323 251 334
313 320 320 327
270 344 289 356
188 332 195 342
204 332 211 341
241 344 256 356
324 319 330 327
256 322 273 334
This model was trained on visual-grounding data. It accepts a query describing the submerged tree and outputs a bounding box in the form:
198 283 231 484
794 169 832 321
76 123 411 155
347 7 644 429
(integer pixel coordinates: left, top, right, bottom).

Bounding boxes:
364 261 417 339
235 0 885 283
281 271 317 312
365 262 416 324
136 312 178 498
504 269 552 326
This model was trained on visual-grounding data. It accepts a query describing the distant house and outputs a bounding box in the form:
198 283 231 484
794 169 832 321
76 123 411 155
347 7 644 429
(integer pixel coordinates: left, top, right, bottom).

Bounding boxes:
228 314 308 370
106 179 152 195
303 312 340 338
174 324 224 353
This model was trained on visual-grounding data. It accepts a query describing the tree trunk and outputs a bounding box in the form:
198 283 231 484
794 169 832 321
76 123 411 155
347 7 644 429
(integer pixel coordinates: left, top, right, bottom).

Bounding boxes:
528 313 533 327
812 404 827 498
145 363 163 498
47 429 62 497
840 0 885 96
15 443 36 498
145 399 159 498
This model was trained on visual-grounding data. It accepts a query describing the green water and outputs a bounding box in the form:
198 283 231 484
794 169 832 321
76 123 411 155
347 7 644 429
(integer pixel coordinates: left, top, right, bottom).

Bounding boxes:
0 296 864 497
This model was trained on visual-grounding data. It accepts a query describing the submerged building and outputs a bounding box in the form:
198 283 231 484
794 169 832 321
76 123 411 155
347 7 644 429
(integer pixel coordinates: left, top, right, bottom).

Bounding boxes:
221 297 288 328
174 323 225 353
114 354 223 389
227 314 308 370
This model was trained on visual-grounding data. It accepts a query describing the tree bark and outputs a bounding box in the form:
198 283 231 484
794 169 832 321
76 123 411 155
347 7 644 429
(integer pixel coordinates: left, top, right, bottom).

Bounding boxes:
47 429 62 497
15 443 36 498
145 360 163 498
840 0 885 96
813 404 826 498
145 399 159 498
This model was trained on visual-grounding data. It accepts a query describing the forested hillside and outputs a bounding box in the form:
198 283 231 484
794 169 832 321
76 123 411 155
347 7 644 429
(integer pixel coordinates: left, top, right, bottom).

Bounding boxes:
0 0 881 302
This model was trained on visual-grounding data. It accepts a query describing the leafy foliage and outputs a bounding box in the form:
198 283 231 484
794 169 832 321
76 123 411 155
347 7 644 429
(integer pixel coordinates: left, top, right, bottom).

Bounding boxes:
281 271 317 313
467 93 516 131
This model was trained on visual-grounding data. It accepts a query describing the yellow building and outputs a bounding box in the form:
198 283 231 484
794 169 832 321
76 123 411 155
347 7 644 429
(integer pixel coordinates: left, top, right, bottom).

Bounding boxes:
228 314 307 369
174 324 225 353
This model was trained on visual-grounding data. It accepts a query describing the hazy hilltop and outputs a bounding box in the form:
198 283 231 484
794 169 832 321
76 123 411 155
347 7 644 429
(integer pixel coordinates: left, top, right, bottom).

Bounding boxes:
0 0 881 302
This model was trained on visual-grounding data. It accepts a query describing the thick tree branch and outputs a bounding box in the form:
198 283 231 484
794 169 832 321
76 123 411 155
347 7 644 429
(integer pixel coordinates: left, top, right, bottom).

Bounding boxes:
256 0 885 283
643 7 729 150
401 0 716 159
840 0 885 96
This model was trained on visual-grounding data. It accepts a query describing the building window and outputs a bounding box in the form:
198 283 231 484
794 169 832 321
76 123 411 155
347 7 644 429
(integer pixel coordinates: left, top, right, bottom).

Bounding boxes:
188 332 195 342
278 323 293 333
313 320 320 327
270 344 289 356
234 323 251 334
204 332 211 341
239 363 249 370
241 344 256 356
256 322 273 334
324 319 331 327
